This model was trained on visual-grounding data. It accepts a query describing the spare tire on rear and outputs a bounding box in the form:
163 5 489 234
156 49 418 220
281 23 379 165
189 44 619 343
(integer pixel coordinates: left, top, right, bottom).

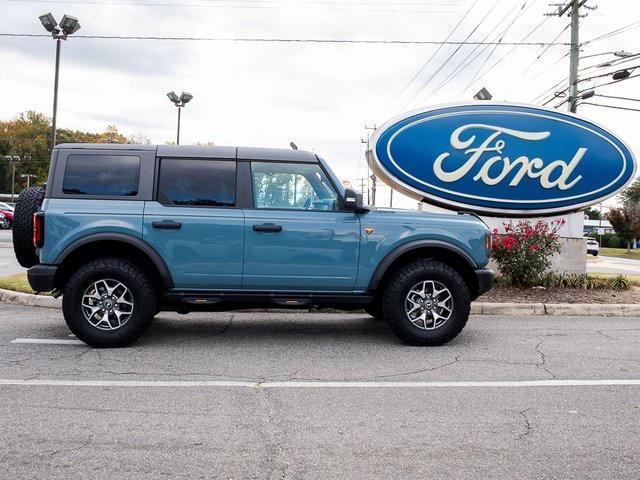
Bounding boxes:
12 186 45 268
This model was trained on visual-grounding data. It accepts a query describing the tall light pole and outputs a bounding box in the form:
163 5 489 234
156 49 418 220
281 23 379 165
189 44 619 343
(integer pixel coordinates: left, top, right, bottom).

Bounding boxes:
38 13 81 149
4 156 20 202
167 91 193 145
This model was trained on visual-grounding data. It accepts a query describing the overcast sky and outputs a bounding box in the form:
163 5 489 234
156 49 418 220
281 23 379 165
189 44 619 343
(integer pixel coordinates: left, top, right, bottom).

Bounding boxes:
1 0 638 209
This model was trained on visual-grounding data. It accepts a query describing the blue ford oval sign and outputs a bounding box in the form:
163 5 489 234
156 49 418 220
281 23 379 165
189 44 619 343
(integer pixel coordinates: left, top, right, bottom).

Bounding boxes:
368 103 637 216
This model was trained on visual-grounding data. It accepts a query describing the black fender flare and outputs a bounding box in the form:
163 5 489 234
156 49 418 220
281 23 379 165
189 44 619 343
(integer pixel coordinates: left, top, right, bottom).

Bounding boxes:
55 233 174 288
368 240 478 291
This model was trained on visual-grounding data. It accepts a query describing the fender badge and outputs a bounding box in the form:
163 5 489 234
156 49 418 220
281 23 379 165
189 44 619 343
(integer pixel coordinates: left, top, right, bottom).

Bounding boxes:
364 226 375 235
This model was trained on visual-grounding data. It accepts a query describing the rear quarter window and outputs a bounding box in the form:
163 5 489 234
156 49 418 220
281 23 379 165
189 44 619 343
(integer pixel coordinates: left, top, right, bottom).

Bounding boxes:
157 159 236 207
62 154 141 196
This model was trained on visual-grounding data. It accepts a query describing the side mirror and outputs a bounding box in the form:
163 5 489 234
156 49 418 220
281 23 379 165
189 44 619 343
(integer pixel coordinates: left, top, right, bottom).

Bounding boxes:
343 188 368 213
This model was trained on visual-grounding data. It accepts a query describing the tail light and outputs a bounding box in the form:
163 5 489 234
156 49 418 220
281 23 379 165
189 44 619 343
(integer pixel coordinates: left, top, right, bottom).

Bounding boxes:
485 232 492 257
33 212 45 249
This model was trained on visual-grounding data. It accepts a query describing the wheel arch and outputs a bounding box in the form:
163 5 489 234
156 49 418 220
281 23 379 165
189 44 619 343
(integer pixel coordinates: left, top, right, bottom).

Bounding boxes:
54 233 173 291
369 240 481 299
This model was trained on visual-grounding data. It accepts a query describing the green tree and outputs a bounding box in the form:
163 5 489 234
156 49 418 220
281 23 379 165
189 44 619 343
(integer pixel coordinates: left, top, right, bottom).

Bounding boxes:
583 206 601 220
606 205 640 253
620 178 640 205
1 111 148 194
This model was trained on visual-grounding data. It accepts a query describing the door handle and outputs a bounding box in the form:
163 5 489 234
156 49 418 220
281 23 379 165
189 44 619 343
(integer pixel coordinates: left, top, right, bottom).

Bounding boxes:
152 220 182 230
253 224 282 233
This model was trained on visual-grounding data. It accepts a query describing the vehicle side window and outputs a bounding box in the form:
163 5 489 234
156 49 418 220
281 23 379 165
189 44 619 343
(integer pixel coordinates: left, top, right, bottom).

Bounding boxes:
251 162 339 211
158 159 236 207
62 154 140 196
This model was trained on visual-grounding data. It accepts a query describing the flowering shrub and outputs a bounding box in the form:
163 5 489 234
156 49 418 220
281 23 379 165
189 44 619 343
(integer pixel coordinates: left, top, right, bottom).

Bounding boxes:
491 219 565 287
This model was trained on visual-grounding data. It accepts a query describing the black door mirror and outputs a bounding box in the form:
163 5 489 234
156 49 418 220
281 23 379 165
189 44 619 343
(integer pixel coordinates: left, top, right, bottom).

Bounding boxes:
343 188 368 213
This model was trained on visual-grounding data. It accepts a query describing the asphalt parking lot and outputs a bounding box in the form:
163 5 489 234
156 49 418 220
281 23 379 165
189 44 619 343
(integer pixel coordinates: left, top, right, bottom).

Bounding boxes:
0 304 638 479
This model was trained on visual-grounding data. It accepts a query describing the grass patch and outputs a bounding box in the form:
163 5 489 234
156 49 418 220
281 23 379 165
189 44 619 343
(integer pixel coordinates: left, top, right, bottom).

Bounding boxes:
0 273 35 294
589 272 640 286
599 247 640 260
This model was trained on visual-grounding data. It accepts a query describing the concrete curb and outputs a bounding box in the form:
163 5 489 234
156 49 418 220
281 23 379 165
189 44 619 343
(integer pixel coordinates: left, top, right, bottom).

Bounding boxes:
1 288 639 316
0 288 62 309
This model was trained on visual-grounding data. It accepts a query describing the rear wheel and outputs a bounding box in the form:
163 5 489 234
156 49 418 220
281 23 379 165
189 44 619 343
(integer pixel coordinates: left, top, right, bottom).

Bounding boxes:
382 259 471 346
62 258 157 348
12 186 45 267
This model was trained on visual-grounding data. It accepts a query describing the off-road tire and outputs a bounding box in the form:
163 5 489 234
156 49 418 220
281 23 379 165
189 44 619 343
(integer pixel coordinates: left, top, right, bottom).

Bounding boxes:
62 258 157 348
365 299 384 320
12 186 45 267
382 259 471 346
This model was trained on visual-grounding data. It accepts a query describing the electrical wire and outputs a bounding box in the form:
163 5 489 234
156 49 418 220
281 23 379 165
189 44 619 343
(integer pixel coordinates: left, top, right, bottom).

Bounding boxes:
455 0 532 97
393 0 504 113
382 0 481 112
427 0 529 99
592 93 640 103
460 15 549 97
0 33 571 45
532 52 640 105
578 102 640 113
585 20 640 45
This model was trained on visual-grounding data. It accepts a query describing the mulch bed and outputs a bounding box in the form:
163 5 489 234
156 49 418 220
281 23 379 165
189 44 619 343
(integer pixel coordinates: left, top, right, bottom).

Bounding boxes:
480 286 640 304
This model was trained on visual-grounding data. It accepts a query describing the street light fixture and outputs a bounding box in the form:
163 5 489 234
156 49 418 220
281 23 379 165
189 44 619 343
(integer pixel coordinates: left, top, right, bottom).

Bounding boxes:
167 91 193 145
20 174 37 189
38 12 81 149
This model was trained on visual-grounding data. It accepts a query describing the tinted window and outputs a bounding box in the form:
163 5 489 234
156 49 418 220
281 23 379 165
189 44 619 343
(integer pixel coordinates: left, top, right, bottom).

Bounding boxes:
158 159 236 207
252 162 338 211
63 155 140 196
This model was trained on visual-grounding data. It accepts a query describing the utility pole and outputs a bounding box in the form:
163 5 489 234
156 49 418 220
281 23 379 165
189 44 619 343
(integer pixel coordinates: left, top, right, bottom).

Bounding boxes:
568 1 580 113
370 174 377 206
390 188 394 208
548 1 596 113
364 124 377 206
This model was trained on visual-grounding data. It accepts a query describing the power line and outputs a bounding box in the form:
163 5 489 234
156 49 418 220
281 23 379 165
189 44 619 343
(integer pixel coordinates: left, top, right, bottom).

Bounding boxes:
531 52 640 104
456 0 533 97
578 102 640 113
461 15 550 97
393 0 504 113
382 0 481 112
0 33 572 45
427 0 529 98
501 22 570 100
585 20 640 44
0 0 466 13
592 93 640 103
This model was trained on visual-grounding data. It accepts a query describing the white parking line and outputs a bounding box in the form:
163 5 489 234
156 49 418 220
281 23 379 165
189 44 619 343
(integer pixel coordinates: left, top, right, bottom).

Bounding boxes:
0 379 639 389
11 338 86 345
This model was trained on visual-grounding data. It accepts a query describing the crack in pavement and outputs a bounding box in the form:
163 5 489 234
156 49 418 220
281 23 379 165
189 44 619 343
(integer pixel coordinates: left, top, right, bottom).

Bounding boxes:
517 409 533 440
534 341 557 380
595 330 617 341
256 387 289 479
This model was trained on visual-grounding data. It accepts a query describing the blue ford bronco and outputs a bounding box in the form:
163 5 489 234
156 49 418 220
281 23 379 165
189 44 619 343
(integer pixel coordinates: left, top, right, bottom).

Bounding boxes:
13 144 493 347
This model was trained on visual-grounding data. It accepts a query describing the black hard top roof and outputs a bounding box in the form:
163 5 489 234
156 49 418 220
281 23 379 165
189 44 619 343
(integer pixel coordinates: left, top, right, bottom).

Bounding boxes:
54 144 319 163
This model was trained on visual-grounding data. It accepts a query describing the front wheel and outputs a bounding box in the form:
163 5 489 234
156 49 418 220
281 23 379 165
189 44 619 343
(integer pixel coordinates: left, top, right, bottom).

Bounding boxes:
62 258 157 348
382 259 471 346
0 218 10 230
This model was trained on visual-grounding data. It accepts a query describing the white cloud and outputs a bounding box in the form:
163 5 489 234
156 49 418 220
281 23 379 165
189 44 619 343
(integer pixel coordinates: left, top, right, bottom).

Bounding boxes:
1 0 638 210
